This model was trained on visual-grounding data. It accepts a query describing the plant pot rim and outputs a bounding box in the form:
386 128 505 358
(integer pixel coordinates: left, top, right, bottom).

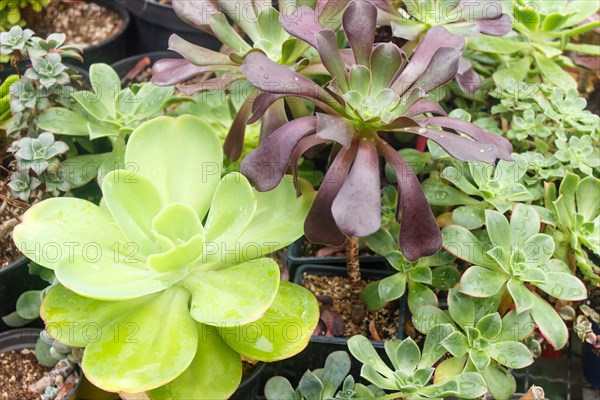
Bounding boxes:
0 327 82 399
287 238 387 263
293 264 407 347
0 256 28 275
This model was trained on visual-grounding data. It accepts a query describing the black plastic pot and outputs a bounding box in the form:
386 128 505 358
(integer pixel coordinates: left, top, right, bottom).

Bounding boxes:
117 0 221 55
0 258 47 333
261 264 406 387
582 321 600 390
230 362 267 400
0 328 81 399
110 51 180 79
287 238 390 280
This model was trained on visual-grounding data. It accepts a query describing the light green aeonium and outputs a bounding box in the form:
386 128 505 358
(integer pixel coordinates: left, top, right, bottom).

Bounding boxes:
13 115 318 397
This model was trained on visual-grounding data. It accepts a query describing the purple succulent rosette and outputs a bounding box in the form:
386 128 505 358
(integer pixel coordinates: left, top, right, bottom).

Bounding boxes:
150 0 346 161
368 0 512 92
239 0 513 261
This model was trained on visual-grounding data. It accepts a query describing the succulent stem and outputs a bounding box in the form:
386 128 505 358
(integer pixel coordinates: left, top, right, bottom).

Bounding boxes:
347 236 365 325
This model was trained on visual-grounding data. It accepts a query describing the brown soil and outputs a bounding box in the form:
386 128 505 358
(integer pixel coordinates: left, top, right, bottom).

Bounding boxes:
301 273 400 341
0 349 51 400
300 239 375 258
27 0 123 48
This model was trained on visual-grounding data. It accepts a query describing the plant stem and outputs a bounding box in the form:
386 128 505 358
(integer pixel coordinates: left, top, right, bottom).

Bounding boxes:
347 236 364 324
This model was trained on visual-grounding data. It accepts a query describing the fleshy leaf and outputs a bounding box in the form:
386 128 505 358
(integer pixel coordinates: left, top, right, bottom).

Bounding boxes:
459 266 507 297
486 341 533 369
218 282 319 361
530 292 568 350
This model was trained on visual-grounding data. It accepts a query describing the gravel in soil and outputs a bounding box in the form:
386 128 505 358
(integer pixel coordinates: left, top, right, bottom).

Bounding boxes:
27 0 123 48
301 273 400 341
0 349 51 400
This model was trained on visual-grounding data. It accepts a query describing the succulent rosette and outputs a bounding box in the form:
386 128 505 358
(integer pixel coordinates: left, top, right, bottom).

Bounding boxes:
151 0 345 160
13 115 318 397
240 0 512 261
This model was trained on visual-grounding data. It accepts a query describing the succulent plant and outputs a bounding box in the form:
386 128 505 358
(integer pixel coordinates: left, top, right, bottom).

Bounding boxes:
507 109 551 142
545 172 600 285
364 215 460 313
9 131 69 174
442 204 587 350
24 53 70 89
554 135 600 176
469 0 600 92
264 351 381 400
152 0 345 160
7 170 40 201
575 304 600 354
412 290 535 399
239 0 512 260
0 25 34 53
348 334 488 399
0 0 51 32
13 115 319 396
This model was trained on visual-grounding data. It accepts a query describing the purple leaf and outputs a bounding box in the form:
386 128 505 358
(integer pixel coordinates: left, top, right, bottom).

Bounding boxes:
291 135 328 194
151 58 209 86
381 116 420 130
477 14 513 36
316 113 356 147
176 75 239 95
456 57 481 94
425 117 513 161
377 139 441 261
343 0 377 66
370 42 405 92
391 27 464 95
241 117 317 191
248 92 288 124
260 98 288 141
411 46 461 93
279 6 324 48
241 52 335 105
168 34 234 67
331 139 381 237
404 99 448 117
316 30 349 91
224 95 254 161
407 126 502 164
305 143 358 246
172 0 218 34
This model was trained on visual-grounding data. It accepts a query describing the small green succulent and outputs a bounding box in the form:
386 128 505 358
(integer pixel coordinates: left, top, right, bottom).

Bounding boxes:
0 25 33 53
8 170 40 201
348 335 488 399
9 132 68 173
554 135 600 176
264 351 381 400
545 172 600 285
442 204 587 351
14 115 319 397
0 0 51 32
507 109 551 141
412 290 535 399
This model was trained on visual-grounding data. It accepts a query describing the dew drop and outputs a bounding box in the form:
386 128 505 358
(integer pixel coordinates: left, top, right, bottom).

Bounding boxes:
263 74 269 79
294 77 299 81
479 149 485 153
418 127 427 134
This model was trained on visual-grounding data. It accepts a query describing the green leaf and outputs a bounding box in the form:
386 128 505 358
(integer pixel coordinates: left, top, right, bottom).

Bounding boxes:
407 281 438 314
37 108 90 136
184 258 280 326
298 370 324 400
62 153 109 188
419 323 455 368
514 4 540 30
82 287 198 393
476 313 502 342
441 331 469 358
218 282 318 361
395 338 421 376
442 226 497 269
533 51 577 92
459 266 508 298
467 35 526 54
493 57 532 90
431 265 461 290
469 349 490 371
348 335 395 379
485 209 511 252
365 228 397 257
530 292 568 350
541 13 570 31
577 176 600 221
102 170 164 256
125 115 223 219
89 63 120 115
148 324 242 400
452 206 485 230
412 306 452 334
448 289 474 328
510 204 541 246
486 341 533 369
208 12 251 53
264 377 296 400
481 362 516 400
321 351 351 398
433 356 466 383
536 271 587 300
506 278 534 313
451 371 488 398
408 266 432 284
499 309 536 342
15 290 42 319
423 181 480 206
522 234 555 267
74 90 110 121
133 83 174 118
